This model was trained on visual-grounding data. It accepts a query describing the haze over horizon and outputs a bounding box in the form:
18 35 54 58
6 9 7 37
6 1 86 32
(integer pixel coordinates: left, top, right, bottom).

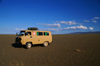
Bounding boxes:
0 0 100 34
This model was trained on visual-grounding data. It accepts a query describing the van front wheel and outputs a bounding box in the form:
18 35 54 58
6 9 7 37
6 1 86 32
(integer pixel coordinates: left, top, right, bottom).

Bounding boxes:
26 42 32 49
43 41 49 47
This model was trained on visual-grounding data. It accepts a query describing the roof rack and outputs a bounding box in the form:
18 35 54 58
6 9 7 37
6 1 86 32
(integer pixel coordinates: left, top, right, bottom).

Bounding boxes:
27 27 38 30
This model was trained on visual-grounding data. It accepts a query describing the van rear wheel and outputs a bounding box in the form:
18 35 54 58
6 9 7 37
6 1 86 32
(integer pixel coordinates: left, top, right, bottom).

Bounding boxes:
43 41 49 47
26 42 32 49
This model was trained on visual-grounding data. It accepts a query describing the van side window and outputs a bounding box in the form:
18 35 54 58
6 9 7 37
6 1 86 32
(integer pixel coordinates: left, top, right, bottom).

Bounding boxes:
44 32 49 36
25 32 31 36
37 32 43 36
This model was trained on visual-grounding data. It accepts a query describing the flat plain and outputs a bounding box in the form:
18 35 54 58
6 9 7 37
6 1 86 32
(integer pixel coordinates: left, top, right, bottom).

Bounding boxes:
0 34 100 66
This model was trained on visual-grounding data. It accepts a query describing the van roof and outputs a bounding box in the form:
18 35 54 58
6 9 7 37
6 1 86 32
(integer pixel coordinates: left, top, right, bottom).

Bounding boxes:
21 30 51 32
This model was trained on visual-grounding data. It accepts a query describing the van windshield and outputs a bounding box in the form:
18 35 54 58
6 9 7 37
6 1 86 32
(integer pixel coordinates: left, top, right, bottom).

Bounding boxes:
18 31 25 36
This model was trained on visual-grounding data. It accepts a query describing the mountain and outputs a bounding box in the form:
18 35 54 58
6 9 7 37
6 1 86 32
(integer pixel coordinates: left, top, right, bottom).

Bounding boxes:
69 31 100 34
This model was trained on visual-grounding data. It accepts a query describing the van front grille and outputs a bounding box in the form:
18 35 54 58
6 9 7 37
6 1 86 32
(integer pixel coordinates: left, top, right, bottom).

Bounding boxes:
16 37 21 41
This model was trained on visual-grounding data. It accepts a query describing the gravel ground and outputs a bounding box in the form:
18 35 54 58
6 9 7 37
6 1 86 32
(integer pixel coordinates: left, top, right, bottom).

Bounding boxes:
0 34 100 66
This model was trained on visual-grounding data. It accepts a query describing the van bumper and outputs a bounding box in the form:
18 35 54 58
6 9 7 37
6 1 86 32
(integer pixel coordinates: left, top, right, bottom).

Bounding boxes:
15 41 22 45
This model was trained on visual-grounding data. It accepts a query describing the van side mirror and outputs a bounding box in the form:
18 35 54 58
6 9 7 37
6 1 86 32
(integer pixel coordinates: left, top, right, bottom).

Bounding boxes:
16 33 18 36
25 33 27 36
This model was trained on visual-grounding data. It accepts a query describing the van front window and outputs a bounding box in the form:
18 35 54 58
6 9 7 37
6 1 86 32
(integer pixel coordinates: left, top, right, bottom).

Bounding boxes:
18 31 25 36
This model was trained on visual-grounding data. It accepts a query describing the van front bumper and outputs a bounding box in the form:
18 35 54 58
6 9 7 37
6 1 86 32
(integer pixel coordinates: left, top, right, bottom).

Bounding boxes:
15 37 22 45
15 39 23 45
15 41 21 44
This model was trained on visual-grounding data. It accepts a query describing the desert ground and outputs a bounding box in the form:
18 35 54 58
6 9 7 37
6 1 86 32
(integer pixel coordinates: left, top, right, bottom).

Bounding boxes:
0 34 100 66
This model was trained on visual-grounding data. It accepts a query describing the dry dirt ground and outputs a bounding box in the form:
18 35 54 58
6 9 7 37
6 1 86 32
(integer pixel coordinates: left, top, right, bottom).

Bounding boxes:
0 34 100 66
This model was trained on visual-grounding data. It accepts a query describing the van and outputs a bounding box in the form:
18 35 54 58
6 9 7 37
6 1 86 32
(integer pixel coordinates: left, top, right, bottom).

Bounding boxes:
15 27 52 49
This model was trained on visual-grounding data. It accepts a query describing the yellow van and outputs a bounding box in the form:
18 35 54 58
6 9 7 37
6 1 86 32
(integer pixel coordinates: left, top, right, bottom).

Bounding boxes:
15 27 52 49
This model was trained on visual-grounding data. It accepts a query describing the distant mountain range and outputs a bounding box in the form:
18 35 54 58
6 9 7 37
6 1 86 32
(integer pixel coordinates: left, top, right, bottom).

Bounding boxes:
68 31 100 34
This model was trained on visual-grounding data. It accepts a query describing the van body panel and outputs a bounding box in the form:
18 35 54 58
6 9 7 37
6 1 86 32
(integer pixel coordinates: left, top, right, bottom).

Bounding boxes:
15 30 52 45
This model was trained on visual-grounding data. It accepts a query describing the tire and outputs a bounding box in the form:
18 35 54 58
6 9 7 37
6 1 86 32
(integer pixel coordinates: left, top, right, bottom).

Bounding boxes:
26 42 32 49
43 41 49 47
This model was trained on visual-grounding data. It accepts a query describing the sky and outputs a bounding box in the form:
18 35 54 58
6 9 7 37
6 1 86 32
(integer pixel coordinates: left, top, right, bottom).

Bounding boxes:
0 0 100 34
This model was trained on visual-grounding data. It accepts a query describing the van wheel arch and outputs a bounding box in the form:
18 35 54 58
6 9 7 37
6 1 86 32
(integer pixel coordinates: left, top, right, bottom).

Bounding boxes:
43 41 49 47
26 42 33 45
26 42 32 49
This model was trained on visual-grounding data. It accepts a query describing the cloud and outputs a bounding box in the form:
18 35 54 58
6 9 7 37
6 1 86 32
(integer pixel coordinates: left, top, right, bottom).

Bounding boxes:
84 20 89 22
38 23 61 27
43 25 91 32
93 17 99 19
60 20 77 25
44 28 59 31
21 28 24 30
91 17 99 23
89 27 93 30
92 20 97 23
91 19 94 20
60 25 88 30
15 28 25 30
15 28 20 30
37 23 39 24
53 21 58 22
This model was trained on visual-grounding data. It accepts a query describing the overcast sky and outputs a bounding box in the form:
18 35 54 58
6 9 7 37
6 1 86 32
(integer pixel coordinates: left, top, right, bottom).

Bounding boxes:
0 0 100 34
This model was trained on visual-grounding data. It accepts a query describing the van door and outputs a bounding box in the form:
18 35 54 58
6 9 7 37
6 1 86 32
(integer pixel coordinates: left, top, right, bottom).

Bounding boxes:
36 32 44 44
31 32 39 44
24 32 32 43
43 32 51 42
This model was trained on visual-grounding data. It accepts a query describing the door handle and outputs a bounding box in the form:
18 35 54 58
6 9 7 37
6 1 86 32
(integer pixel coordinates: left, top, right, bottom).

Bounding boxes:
30 36 32 38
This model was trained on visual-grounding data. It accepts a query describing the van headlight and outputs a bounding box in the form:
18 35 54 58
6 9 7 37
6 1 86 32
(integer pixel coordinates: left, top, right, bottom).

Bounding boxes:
16 37 21 41
19 38 21 40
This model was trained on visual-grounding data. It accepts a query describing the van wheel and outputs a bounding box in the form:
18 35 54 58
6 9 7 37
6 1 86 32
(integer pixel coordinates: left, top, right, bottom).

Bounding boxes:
43 41 49 47
26 42 32 49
